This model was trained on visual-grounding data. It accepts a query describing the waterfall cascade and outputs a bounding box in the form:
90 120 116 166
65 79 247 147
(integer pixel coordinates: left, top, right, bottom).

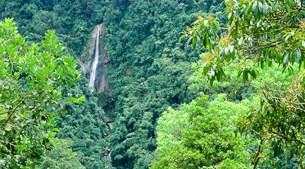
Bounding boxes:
89 26 100 88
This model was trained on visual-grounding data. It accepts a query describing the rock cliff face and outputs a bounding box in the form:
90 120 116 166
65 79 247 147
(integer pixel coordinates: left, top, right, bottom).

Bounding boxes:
78 24 110 95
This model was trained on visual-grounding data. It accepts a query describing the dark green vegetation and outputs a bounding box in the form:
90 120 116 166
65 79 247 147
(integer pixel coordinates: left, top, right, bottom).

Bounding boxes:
1 0 305 169
56 77 111 169
105 1 225 168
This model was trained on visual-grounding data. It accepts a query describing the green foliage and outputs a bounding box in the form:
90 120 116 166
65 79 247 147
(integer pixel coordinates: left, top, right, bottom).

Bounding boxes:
0 0 106 56
105 1 226 168
184 0 305 168
1 2 112 168
152 94 255 168
56 77 111 169
0 19 79 168
184 0 305 84
0 1 231 169
239 71 305 168
191 54 304 167
35 139 85 169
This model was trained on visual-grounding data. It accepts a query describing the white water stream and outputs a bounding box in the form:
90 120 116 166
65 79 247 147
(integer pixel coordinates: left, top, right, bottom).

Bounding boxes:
89 28 100 88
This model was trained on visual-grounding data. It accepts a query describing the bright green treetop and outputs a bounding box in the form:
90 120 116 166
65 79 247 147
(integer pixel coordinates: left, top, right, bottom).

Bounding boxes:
0 19 80 168
152 94 255 169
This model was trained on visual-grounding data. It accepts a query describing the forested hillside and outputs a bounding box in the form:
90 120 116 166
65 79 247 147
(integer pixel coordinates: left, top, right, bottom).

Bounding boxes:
1 0 305 168
103 1 225 168
0 1 110 168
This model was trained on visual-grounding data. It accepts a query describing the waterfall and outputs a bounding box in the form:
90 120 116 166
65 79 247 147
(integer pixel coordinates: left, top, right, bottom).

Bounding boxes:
89 27 100 88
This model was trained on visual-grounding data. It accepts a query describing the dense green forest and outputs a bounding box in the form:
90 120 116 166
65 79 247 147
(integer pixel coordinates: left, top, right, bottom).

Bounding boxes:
1 0 305 168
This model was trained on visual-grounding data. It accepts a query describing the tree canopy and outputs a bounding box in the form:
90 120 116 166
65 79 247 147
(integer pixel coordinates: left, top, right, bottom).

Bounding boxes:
35 139 85 169
4 0 305 168
152 94 255 169
184 0 305 83
0 19 80 168
183 0 305 168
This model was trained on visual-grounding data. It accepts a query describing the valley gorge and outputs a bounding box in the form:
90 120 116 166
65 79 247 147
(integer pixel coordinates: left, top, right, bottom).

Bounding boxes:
4 0 301 168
